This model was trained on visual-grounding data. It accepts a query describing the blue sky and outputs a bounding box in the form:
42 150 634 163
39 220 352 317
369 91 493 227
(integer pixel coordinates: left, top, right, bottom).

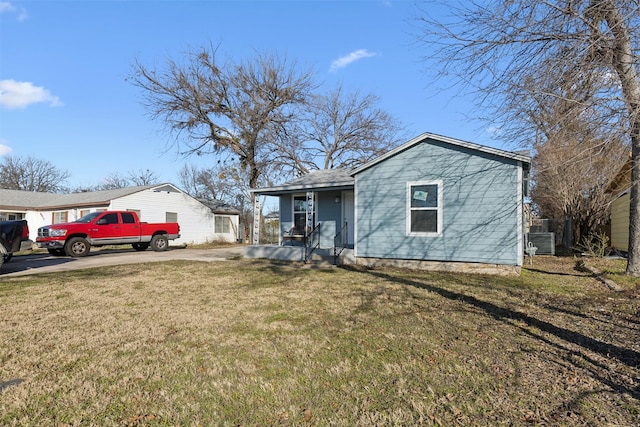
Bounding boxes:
0 0 501 190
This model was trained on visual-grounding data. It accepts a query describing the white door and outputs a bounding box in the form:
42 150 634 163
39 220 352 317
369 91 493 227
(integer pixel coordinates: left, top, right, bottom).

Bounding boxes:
342 191 355 246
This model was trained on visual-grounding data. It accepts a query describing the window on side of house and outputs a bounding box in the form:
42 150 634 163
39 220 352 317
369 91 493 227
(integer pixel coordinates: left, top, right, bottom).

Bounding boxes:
0 212 24 220
406 180 442 236
166 212 178 223
215 216 231 234
52 211 68 224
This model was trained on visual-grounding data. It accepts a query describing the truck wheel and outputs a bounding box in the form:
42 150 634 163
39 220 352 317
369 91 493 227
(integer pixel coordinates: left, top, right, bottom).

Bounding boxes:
65 237 90 257
150 234 169 252
132 243 149 251
47 249 65 256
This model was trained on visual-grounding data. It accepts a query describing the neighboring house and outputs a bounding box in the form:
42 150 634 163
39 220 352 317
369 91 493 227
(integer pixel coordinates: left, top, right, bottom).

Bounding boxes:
246 132 531 274
0 184 240 245
607 157 632 252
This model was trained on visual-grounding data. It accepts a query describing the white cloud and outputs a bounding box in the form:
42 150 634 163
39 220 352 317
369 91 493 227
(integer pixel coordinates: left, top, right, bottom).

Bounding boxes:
0 2 27 21
0 140 12 156
0 79 62 109
0 2 15 13
329 49 378 73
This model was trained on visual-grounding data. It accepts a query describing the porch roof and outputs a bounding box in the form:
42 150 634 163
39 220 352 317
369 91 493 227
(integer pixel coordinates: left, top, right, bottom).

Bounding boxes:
252 168 354 196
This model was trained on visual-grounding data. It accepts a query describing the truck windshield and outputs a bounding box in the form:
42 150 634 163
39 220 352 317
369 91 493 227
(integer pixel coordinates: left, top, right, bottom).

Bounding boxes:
74 212 103 223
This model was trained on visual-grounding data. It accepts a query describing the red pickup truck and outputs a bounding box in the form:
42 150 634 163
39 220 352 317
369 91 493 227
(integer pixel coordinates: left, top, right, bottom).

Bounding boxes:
36 211 180 257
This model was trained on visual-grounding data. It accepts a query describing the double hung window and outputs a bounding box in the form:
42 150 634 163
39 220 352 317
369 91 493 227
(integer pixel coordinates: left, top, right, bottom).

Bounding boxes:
215 216 232 234
407 180 442 236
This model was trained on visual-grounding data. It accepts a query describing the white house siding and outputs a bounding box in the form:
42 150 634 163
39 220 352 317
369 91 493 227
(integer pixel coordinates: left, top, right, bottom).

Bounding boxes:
110 189 216 245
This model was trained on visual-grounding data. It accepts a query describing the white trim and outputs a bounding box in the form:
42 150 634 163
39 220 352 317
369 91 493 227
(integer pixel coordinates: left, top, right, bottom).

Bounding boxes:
353 176 359 257
517 162 524 266
406 180 443 237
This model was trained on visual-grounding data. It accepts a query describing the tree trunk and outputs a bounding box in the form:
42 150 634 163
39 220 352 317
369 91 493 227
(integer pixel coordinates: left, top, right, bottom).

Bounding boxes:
627 124 640 275
596 0 640 276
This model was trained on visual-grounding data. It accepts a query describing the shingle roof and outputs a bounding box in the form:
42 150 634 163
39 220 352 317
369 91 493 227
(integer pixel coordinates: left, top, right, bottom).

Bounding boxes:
0 185 156 210
252 168 354 195
198 199 241 215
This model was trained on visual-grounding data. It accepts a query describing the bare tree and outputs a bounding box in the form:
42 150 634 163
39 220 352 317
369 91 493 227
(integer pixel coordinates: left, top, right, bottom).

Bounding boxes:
0 155 70 192
416 0 640 275
130 47 316 203
128 169 160 186
96 169 160 190
178 163 245 204
532 137 628 246
513 55 629 244
99 173 131 190
302 85 404 172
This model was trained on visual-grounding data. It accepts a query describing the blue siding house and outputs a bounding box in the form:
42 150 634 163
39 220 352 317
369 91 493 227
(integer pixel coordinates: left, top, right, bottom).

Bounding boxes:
246 132 530 274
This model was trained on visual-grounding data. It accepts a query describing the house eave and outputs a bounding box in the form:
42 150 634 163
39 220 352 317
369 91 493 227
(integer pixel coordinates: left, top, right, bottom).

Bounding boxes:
252 182 354 196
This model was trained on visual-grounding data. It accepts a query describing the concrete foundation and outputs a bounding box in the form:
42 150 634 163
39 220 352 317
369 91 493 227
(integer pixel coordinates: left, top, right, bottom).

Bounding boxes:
355 257 521 276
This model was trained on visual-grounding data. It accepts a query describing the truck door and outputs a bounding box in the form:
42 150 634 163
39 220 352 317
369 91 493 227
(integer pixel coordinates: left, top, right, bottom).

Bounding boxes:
119 212 141 243
93 212 121 243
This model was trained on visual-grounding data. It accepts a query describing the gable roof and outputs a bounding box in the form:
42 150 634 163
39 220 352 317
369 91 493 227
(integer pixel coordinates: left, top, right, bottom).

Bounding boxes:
0 184 170 210
252 168 354 195
351 132 531 176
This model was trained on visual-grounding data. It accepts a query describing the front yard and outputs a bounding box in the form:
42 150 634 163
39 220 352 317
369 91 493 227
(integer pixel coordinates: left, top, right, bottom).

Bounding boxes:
0 256 638 426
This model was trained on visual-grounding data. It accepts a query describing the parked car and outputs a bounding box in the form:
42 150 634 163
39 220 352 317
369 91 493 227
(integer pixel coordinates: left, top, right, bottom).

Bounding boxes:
36 211 180 257
0 220 33 270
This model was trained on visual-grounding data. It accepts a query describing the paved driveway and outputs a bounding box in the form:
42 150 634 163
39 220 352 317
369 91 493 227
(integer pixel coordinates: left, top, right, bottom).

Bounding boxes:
0 246 245 277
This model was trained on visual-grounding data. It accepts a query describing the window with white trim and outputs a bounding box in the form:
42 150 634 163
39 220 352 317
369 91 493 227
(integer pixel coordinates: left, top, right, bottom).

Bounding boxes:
407 180 442 236
215 216 232 234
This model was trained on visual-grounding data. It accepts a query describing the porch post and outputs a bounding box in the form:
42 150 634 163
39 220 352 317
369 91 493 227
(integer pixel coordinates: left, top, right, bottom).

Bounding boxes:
305 191 314 236
252 196 261 245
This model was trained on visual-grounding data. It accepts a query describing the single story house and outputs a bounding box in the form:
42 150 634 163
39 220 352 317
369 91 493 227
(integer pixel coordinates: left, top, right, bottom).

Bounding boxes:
607 156 632 252
0 183 240 245
246 132 531 274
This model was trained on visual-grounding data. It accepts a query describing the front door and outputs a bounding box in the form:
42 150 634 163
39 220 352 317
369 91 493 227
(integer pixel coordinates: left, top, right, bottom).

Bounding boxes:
342 190 355 247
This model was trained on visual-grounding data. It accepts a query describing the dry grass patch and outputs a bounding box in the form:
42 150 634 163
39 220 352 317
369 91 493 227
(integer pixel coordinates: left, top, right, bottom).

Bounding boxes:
0 257 638 426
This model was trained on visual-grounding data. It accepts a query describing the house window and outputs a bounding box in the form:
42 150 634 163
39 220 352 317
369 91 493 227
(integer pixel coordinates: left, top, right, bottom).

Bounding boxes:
0 212 24 220
166 212 178 223
293 194 315 234
52 211 68 224
215 216 231 234
407 180 442 236
79 209 91 218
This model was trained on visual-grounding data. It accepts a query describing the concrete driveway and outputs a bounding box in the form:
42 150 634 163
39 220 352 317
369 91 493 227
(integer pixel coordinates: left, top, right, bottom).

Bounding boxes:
0 246 245 277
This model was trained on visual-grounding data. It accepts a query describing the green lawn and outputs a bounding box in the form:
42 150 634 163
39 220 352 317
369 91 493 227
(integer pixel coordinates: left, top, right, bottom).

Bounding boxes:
0 257 638 426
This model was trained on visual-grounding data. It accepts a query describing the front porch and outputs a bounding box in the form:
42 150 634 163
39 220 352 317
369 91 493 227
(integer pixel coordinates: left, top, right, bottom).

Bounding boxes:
244 245 355 265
